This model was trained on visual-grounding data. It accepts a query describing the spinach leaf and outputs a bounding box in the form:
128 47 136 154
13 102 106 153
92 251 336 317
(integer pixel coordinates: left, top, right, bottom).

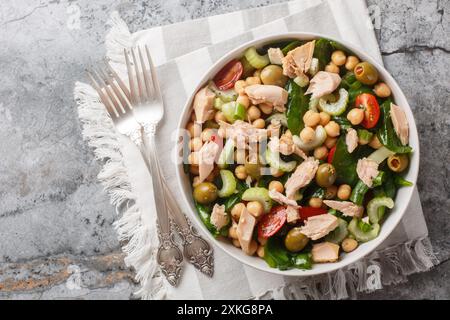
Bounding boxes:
195 202 219 236
264 237 312 270
281 40 302 55
331 136 359 185
285 80 310 135
340 72 357 89
223 180 248 212
394 175 413 187
377 100 413 154
313 38 333 70
332 116 352 130
348 81 372 105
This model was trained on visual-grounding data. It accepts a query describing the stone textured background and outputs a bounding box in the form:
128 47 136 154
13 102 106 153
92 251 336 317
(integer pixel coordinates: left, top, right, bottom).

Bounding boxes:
0 0 448 299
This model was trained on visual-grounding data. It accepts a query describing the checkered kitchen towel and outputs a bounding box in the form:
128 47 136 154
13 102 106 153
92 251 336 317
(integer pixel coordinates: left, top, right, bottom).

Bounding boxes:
74 0 438 299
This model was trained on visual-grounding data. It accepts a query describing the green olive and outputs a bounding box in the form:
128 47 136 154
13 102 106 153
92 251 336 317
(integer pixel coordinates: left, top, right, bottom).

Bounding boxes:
244 155 262 179
354 61 379 85
193 182 218 204
387 154 409 172
315 163 337 188
284 227 310 252
260 65 288 87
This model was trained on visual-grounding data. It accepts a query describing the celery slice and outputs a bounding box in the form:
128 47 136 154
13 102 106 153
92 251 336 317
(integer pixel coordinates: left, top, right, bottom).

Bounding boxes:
368 146 395 164
318 88 349 116
265 147 297 173
367 196 394 224
244 47 270 69
348 218 380 242
218 170 237 198
325 218 348 244
292 125 327 151
242 187 273 213
218 139 235 169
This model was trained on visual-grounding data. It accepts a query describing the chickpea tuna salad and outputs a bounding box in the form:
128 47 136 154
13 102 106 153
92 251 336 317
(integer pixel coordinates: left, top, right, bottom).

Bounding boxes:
183 38 413 270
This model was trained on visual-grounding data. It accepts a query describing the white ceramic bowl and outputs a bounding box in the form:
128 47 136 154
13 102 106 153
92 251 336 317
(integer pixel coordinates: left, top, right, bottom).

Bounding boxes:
175 32 419 276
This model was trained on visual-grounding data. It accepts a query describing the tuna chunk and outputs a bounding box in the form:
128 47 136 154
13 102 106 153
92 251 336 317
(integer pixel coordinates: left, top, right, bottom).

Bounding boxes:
193 86 215 123
198 141 220 182
245 85 288 111
285 157 319 199
390 103 409 145
323 200 363 218
282 40 315 78
346 128 358 153
356 158 379 188
269 190 300 208
268 48 284 65
300 214 339 240
305 71 341 99
210 204 228 230
286 205 300 223
312 242 340 263
268 134 307 160
236 208 257 255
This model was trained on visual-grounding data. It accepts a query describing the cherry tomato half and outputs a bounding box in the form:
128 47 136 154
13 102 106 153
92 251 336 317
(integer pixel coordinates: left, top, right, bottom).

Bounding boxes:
257 206 287 239
213 59 243 91
299 207 328 220
355 93 380 129
327 146 336 164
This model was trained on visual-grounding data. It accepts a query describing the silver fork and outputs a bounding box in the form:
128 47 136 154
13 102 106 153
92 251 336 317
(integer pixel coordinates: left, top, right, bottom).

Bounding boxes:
121 47 214 277
87 67 184 287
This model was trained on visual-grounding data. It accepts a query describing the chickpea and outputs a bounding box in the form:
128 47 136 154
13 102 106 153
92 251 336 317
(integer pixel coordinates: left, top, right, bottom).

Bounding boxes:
369 135 383 149
324 121 340 137
259 103 273 115
253 118 266 129
257 245 265 258
325 185 338 199
324 136 338 149
303 110 321 127
234 80 247 94
228 224 238 239
231 203 246 221
337 184 352 200
270 167 284 178
342 238 358 253
345 55 360 71
246 76 261 86
247 105 261 121
247 240 258 256
346 108 365 125
201 128 214 142
268 180 284 193
247 201 264 218
325 62 340 74
319 112 331 126
190 165 199 175
331 50 347 66
188 152 199 165
232 238 241 248
189 137 203 151
215 111 227 123
300 127 315 143
309 197 323 208
235 149 246 164
373 82 392 98
313 146 328 160
235 165 248 180
236 94 250 109
192 176 201 188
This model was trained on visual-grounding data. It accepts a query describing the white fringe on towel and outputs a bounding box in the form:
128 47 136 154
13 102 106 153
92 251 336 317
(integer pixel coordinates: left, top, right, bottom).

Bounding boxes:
74 11 439 300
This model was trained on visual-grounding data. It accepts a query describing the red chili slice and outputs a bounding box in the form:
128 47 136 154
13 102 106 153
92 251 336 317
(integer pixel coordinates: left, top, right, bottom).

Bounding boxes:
355 93 380 129
213 59 243 91
299 207 328 221
327 146 336 164
257 206 287 239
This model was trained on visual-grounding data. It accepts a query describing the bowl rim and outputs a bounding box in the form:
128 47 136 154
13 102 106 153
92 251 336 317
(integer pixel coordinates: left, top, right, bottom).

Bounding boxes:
175 31 420 276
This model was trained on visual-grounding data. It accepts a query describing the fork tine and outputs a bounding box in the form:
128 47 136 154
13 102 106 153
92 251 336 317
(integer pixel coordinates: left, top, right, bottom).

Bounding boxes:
104 59 131 100
100 63 132 113
138 46 153 99
94 68 125 114
124 48 139 105
87 70 119 119
144 45 162 99
131 47 147 102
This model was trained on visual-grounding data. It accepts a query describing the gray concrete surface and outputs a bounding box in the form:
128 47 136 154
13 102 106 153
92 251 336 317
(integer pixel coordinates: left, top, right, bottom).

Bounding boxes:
0 0 448 299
